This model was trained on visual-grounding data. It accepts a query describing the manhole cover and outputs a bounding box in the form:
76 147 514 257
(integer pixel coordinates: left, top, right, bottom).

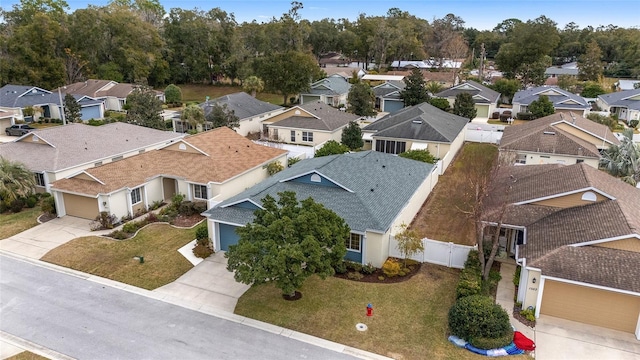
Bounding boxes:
355 323 368 331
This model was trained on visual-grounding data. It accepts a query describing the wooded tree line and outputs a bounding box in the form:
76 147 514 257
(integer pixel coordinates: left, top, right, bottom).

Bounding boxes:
1 0 639 91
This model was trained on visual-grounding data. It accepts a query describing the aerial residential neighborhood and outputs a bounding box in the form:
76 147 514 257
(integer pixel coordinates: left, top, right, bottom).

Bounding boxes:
1 1 639 359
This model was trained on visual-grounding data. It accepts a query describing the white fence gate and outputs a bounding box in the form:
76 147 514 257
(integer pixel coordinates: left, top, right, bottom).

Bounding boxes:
465 123 504 144
389 236 477 269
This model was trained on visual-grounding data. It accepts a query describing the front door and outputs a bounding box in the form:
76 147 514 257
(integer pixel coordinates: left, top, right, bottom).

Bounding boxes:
163 178 177 201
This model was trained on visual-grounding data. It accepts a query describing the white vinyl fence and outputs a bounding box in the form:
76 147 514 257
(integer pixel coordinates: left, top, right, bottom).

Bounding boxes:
465 123 504 144
389 236 477 269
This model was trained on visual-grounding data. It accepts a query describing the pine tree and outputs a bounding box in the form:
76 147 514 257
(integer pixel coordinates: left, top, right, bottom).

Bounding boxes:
341 121 364 150
63 93 81 123
400 68 429 106
453 93 477 120
347 82 376 117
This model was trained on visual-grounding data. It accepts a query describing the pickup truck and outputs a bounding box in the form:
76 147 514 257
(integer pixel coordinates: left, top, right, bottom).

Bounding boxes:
5 124 35 136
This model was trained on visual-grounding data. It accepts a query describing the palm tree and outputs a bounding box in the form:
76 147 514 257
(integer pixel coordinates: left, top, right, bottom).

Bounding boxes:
181 104 205 133
242 75 264 97
0 157 35 205
599 130 640 186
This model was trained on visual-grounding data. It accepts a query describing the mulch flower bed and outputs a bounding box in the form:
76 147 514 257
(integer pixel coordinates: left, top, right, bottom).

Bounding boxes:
171 214 205 227
513 306 536 328
38 212 57 223
334 261 422 284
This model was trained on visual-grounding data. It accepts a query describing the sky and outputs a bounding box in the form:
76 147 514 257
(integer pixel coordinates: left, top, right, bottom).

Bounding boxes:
2 0 639 30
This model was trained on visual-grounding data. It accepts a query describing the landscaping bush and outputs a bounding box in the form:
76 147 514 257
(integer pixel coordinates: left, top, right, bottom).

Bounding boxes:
93 211 119 230
382 258 401 277
346 261 363 273
471 332 515 350
149 200 164 210
448 295 513 349
10 198 25 213
195 224 209 246
517 112 535 121
333 261 348 274
179 201 195 216
122 221 141 234
41 196 56 215
192 201 207 214
630 119 639 129
491 111 500 119
513 265 521 286
145 212 159 223
347 271 364 281
267 161 284 175
109 230 129 240
361 263 376 275
25 196 38 208
287 157 301 167
520 308 536 322
455 250 483 299
193 244 214 258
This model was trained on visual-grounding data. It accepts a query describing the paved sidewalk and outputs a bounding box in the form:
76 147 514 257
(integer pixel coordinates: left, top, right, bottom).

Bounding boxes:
496 262 535 340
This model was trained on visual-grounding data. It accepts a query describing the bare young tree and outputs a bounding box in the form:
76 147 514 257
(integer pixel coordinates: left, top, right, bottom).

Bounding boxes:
442 33 468 84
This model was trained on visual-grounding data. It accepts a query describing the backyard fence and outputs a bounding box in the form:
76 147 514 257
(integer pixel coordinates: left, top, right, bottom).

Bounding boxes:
389 236 477 269
465 123 504 144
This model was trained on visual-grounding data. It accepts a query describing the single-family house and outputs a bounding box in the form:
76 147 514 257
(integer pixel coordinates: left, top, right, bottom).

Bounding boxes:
614 79 640 91
373 80 406 113
50 127 287 220
56 80 164 112
299 75 352 106
596 89 640 125
202 150 438 267
434 80 501 119
262 101 361 146
318 52 351 67
172 92 285 136
481 163 640 338
0 84 105 122
544 62 579 79
498 112 619 167
513 86 590 117
389 59 463 70
0 109 18 133
385 70 458 89
362 102 468 171
0 123 184 194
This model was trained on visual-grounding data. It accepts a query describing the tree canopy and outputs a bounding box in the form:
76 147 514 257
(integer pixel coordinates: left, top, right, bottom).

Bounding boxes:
347 82 376 117
453 93 477 120
315 140 350 157
0 157 35 206
599 130 640 186
63 93 81 123
226 191 350 297
205 103 239 130
401 68 429 106
125 86 164 129
398 149 437 164
528 95 555 119
341 121 364 150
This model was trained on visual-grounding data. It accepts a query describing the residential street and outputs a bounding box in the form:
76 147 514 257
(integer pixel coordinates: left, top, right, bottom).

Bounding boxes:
0 255 358 360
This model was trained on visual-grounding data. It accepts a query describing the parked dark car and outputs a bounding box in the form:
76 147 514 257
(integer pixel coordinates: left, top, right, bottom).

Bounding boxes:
5 124 35 136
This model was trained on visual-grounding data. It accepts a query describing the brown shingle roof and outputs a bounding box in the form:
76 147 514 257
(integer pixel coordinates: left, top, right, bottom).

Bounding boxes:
51 127 287 195
270 101 360 131
500 124 601 158
530 245 640 293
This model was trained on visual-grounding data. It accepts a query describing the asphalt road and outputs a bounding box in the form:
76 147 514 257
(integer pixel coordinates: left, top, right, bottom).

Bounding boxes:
0 255 357 360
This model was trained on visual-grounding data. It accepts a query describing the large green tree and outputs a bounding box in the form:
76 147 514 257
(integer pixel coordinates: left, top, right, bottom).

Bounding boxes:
0 157 35 206
205 103 239 130
453 93 477 121
398 149 437 164
242 76 264 97
401 68 429 106
490 79 521 104
528 95 555 119
226 191 350 297
599 130 640 186
578 40 603 81
347 82 376 117
181 104 205 132
125 86 164 130
63 93 81 123
341 121 364 150
164 84 182 105
315 140 350 157
256 50 323 105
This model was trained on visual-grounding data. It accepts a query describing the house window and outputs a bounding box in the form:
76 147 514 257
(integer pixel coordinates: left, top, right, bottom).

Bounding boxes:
193 184 208 199
34 173 45 187
346 233 361 252
576 159 584 164
290 130 296 142
302 131 313 142
130 187 142 204
375 139 406 154
515 154 527 164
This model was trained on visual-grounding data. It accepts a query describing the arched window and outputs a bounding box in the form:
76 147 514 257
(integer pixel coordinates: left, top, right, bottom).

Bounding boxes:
310 174 321 183
581 191 597 202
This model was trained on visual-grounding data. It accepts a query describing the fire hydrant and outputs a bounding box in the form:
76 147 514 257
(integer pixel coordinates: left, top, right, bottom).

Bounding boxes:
366 303 373 317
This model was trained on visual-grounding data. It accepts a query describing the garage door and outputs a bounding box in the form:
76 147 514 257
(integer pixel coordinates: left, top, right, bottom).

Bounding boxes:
474 104 489 118
383 100 404 113
62 193 99 219
541 280 640 333
301 95 321 104
219 223 240 251
0 118 12 133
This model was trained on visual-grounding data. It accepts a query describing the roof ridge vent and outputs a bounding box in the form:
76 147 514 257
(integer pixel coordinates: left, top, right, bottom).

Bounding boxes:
543 131 556 135
412 119 423 124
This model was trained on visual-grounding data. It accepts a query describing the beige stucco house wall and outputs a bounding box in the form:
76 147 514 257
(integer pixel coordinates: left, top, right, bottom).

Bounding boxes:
516 152 599 168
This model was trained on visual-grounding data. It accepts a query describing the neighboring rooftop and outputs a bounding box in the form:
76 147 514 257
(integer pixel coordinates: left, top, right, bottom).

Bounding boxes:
305 76 352 95
269 101 360 131
0 123 184 172
0 85 61 108
50 127 288 195
363 102 468 143
435 80 501 104
513 86 589 110
204 151 434 233
200 92 283 120
598 89 640 111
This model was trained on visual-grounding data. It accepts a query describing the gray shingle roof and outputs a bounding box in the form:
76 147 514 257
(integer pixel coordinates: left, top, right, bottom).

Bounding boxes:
204 151 434 233
269 101 360 131
435 80 500 103
530 245 640 293
0 123 184 172
304 76 352 96
513 86 589 109
500 122 601 158
200 92 283 121
363 102 468 143
598 89 640 111
0 85 61 108
373 81 405 97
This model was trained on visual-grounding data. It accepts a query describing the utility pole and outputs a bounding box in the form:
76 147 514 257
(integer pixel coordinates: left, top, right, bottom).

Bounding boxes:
479 43 486 82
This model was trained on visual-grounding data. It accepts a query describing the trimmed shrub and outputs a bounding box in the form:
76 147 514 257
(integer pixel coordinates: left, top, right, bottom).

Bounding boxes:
195 224 209 247
25 196 38 208
520 308 536 322
456 250 483 299
94 211 118 230
334 261 348 274
109 230 129 240
629 119 639 129
513 266 522 286
382 258 401 277
192 201 207 214
41 196 56 215
193 244 214 258
149 200 164 210
178 201 195 216
361 263 376 275
517 112 535 120
122 221 140 234
448 295 513 349
471 332 515 350
145 212 159 223
267 161 284 175
346 261 363 273
287 157 301 167
347 271 364 281
10 198 25 213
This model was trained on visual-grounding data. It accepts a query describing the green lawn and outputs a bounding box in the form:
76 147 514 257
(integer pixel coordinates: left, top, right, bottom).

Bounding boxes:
41 223 196 290
236 264 527 360
177 84 284 106
0 206 42 240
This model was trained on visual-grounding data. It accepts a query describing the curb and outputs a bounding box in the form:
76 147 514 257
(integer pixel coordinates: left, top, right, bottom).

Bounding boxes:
0 250 391 360
0 330 76 360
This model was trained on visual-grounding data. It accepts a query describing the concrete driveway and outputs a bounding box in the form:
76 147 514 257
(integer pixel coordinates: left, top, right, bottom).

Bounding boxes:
153 251 250 313
0 216 108 259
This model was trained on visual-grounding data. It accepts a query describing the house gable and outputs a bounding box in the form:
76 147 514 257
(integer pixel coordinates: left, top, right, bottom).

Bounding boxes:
18 133 55 147
517 187 614 208
623 94 640 101
72 171 104 184
592 237 640 253
281 171 351 191
455 83 480 91
557 99 584 106
161 140 209 156
552 122 610 147
224 199 262 210
537 88 566 97
264 107 317 124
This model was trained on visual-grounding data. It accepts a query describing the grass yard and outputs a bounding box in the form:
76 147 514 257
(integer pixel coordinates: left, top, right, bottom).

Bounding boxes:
178 84 284 106
236 264 527 360
41 223 196 290
0 206 42 240
410 142 498 245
